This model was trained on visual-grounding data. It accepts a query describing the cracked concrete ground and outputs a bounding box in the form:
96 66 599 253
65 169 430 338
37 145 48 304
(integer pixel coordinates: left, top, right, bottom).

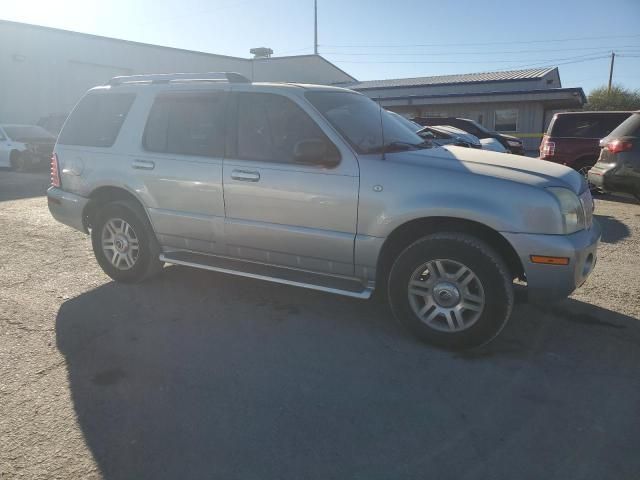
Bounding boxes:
1 170 639 480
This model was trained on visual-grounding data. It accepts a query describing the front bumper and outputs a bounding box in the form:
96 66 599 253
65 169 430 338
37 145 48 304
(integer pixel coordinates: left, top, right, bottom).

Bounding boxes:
47 187 89 233
502 221 601 302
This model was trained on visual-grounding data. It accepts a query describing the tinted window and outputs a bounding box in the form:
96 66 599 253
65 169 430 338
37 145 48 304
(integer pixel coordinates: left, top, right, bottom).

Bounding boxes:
550 113 631 138
306 91 426 154
144 93 226 157
58 93 135 147
236 92 336 163
606 113 640 138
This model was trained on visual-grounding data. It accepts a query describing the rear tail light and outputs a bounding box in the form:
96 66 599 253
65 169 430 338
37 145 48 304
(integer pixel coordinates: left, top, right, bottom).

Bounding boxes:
50 153 61 188
540 139 555 158
606 139 633 154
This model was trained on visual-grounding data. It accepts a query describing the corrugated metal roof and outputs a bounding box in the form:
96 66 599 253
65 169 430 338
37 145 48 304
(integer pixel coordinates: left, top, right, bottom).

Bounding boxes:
342 67 557 90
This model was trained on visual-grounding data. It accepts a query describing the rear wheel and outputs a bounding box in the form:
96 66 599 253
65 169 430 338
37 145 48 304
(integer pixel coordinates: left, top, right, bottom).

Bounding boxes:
91 202 163 283
388 233 513 350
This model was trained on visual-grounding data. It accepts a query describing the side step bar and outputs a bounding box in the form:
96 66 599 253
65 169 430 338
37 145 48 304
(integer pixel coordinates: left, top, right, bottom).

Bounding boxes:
159 251 374 299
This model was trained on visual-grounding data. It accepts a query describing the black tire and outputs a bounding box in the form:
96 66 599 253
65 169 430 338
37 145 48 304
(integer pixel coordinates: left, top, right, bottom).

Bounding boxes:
10 151 27 172
387 233 514 350
91 201 163 283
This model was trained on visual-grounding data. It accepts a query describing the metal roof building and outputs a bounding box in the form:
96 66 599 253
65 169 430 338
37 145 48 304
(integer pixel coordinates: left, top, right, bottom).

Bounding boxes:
342 68 586 152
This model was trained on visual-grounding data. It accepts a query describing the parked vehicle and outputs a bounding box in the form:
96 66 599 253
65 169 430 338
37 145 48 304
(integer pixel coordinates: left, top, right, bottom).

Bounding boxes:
539 111 632 178
479 138 508 153
413 117 525 154
48 72 600 349
37 113 69 136
427 125 482 149
388 112 481 149
0 124 56 170
588 111 640 200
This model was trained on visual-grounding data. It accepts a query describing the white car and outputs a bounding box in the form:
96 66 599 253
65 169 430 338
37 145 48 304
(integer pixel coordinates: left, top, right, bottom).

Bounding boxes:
0 124 56 170
479 137 509 153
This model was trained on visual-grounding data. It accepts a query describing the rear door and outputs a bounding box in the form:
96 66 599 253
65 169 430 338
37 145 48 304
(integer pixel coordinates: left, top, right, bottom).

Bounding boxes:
222 90 359 276
131 88 229 254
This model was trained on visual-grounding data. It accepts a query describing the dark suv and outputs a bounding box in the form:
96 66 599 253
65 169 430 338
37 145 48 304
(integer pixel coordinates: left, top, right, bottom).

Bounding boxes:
539 111 632 176
588 111 640 200
413 117 525 155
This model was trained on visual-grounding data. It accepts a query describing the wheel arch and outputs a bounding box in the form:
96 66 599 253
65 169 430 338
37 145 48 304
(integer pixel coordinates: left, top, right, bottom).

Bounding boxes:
82 185 154 232
376 216 524 288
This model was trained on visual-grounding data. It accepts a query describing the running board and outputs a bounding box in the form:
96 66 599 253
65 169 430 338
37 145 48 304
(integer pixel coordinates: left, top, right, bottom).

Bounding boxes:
159 251 374 299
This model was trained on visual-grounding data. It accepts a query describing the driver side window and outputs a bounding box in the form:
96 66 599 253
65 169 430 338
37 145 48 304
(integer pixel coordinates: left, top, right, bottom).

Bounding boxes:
236 93 337 164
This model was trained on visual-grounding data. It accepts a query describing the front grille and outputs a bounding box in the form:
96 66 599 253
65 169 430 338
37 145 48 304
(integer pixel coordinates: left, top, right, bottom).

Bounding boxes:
580 190 594 228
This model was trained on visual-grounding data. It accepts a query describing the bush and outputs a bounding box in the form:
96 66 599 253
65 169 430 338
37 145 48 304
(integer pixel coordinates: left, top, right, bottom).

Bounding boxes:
585 85 640 111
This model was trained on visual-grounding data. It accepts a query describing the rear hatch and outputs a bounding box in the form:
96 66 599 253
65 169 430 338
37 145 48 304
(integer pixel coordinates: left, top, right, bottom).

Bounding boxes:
541 112 631 165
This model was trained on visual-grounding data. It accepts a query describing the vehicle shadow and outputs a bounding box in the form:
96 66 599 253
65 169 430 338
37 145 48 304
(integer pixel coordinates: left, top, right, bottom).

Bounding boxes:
56 266 640 480
0 170 49 202
594 213 631 244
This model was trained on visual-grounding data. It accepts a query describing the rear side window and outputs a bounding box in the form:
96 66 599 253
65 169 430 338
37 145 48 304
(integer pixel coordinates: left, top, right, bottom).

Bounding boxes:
606 113 640 138
550 113 631 138
58 93 135 147
143 92 226 157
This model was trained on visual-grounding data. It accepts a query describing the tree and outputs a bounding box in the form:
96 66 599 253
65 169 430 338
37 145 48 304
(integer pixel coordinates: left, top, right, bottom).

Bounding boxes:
585 85 640 111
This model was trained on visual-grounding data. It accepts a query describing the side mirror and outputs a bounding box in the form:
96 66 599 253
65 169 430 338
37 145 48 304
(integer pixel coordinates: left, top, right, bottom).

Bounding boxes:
293 138 338 167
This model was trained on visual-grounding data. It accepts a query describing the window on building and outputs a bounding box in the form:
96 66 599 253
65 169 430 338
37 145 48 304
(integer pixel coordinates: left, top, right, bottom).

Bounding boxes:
58 93 135 147
236 92 337 163
143 93 226 157
494 109 518 132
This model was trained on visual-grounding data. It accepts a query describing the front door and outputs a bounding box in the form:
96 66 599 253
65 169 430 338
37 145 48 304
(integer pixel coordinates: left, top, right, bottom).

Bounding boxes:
222 91 359 277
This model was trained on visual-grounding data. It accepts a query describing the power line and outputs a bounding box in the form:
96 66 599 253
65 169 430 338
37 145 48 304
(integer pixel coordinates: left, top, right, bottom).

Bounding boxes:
320 33 640 49
329 52 611 65
320 46 640 57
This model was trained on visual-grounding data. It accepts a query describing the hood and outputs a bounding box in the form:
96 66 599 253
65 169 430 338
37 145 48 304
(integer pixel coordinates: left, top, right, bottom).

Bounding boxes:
390 145 585 193
500 133 522 143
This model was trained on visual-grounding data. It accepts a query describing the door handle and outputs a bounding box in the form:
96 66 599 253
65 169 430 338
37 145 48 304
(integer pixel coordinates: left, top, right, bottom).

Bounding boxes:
231 169 260 182
132 159 155 170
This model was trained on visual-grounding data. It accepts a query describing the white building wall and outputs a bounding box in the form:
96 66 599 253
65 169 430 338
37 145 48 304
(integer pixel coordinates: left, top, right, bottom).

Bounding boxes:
0 21 354 124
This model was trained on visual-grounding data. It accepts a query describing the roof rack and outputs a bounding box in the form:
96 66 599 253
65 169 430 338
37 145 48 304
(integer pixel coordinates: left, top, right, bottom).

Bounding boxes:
107 72 250 86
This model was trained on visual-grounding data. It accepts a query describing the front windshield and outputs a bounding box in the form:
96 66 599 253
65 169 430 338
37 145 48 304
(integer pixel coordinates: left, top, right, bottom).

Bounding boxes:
305 91 428 154
3 125 55 142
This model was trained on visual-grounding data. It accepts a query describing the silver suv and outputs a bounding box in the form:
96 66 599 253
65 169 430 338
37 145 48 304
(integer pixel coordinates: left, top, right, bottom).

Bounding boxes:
48 72 600 349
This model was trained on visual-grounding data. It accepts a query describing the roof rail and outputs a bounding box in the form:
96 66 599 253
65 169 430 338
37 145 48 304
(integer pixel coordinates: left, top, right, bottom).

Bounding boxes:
107 72 251 86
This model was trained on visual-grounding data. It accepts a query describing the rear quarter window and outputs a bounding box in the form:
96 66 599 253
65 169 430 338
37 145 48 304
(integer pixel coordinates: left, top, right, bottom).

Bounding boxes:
58 92 135 147
549 113 631 138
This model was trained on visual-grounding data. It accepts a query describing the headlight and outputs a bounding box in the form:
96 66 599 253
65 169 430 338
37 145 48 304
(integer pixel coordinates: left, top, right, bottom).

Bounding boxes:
547 187 586 234
507 140 521 147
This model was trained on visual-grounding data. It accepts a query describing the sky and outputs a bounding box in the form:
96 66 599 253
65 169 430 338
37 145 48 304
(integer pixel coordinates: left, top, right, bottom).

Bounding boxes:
2 0 640 94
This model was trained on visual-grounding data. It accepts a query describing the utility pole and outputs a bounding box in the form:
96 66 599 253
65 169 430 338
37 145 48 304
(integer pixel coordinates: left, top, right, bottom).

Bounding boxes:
314 0 318 55
608 51 616 93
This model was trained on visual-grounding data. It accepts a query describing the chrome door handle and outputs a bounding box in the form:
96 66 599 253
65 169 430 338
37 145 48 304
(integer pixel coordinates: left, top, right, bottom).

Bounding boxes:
132 159 155 170
231 169 260 182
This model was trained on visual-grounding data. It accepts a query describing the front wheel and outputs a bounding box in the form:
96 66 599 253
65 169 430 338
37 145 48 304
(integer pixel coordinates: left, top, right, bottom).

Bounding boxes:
388 233 514 350
91 202 163 283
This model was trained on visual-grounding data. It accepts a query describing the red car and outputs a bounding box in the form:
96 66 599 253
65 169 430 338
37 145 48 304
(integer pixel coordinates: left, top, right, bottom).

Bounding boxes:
539 111 632 177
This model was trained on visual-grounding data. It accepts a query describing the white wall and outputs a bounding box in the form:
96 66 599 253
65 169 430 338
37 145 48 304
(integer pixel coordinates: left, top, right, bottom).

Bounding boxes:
0 21 354 124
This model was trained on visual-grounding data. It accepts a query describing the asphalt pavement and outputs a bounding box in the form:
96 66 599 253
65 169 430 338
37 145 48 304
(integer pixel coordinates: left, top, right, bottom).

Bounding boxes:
1 170 639 480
